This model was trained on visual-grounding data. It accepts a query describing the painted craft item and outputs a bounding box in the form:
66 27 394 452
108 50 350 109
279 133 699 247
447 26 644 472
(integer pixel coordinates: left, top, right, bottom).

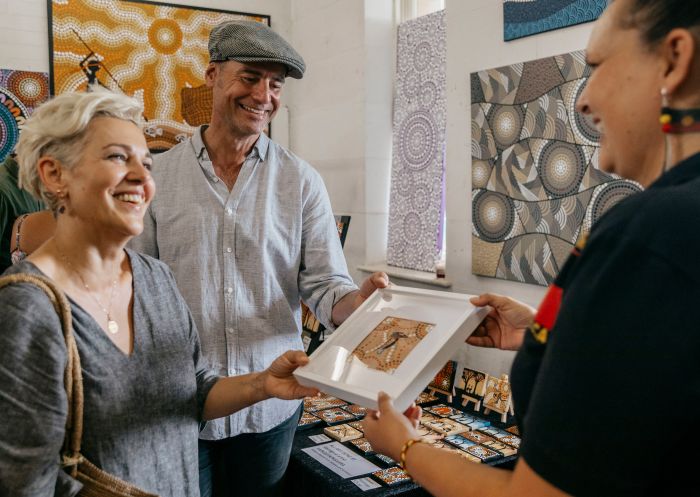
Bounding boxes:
351 316 434 373
372 467 411 486
348 421 365 433
425 404 462 418
482 374 515 422
423 419 469 436
303 396 348 413
428 360 458 401
444 434 477 451
342 404 368 418
503 0 607 41
415 391 439 405
323 424 363 442
297 411 323 430
374 453 396 466
482 440 518 456
316 407 356 425
465 444 501 462
349 437 375 455
461 367 487 410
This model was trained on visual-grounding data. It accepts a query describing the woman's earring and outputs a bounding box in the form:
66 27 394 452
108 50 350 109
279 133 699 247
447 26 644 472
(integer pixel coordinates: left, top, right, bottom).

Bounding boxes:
56 189 66 214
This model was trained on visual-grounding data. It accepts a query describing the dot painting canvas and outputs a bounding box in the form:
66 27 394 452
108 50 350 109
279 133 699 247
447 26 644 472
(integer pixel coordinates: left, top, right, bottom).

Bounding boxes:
387 10 446 272
470 50 642 286
48 0 268 152
0 70 50 162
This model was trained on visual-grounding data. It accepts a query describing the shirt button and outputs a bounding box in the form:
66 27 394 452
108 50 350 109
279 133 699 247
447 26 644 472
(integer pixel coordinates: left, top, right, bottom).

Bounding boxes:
227 287 233 294
226 247 232 253
227 328 234 334
226 208 233 215
213 177 219 183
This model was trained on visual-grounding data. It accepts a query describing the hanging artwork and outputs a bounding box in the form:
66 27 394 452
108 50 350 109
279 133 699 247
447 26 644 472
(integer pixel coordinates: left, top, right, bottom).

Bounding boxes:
503 0 607 41
48 0 268 152
387 10 446 272
0 70 50 162
471 50 642 286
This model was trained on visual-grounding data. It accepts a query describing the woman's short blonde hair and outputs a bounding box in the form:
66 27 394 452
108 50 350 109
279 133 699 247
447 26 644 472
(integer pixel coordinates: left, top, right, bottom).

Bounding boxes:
15 90 144 212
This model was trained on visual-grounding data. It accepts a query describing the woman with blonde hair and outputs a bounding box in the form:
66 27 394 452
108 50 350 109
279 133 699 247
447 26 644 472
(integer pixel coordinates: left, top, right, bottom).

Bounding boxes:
0 90 317 496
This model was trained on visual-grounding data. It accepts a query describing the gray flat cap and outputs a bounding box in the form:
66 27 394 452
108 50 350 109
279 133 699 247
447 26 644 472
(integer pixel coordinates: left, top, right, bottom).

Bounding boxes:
209 20 306 79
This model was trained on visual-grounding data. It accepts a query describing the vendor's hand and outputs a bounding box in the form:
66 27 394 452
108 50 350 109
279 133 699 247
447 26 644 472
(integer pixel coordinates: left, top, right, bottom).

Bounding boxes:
362 392 420 461
262 351 319 400
468 293 536 351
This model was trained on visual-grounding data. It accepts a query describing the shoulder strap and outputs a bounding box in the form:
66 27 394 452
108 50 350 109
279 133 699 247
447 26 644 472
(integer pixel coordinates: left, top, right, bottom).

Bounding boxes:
0 273 84 475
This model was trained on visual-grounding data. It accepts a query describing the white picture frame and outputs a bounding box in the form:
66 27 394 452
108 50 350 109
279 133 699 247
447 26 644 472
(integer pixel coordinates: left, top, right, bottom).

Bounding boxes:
294 285 490 412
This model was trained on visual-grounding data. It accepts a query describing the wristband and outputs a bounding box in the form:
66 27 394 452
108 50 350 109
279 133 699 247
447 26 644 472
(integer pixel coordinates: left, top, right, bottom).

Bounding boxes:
398 438 424 477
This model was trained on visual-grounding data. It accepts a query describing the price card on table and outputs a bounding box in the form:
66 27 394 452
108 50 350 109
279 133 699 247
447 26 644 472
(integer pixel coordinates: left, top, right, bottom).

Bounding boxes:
302 442 380 478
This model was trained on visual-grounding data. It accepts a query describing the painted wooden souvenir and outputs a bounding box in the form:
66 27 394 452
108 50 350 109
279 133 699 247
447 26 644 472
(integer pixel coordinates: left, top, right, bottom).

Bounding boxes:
348 421 365 433
482 373 515 423
423 419 470 435
428 360 458 402
349 437 375 455
297 411 323 430
372 467 411 486
442 446 482 463
304 396 349 413
415 391 440 405
461 431 497 445
420 412 439 424
505 425 520 435
323 424 363 442
342 404 368 418
461 367 488 411
449 413 477 424
425 404 462 418
496 434 521 448
352 316 434 373
444 434 477 451
316 407 356 425
465 444 501 462
374 453 397 466
481 440 518 457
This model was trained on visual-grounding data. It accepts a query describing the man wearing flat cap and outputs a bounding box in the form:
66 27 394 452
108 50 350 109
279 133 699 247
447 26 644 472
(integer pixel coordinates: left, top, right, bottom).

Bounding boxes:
131 20 387 497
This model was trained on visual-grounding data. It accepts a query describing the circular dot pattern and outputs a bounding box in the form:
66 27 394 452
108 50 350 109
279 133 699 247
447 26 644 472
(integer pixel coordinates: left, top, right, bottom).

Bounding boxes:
539 141 586 197
591 181 642 224
148 19 183 55
398 111 437 171
473 190 515 242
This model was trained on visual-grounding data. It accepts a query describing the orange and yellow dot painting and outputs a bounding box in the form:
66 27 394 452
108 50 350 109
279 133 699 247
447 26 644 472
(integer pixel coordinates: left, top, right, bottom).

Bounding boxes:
49 0 268 152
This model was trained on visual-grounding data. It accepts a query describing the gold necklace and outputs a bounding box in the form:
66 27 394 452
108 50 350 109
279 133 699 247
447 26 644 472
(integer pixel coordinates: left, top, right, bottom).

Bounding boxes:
57 247 120 334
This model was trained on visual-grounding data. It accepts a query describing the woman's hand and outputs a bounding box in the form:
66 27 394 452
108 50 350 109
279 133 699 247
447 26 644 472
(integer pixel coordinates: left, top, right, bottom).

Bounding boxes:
362 392 421 461
262 350 319 400
468 293 536 351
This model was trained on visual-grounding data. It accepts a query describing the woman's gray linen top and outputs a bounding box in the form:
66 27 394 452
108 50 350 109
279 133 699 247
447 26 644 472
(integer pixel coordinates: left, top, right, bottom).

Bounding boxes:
0 250 219 496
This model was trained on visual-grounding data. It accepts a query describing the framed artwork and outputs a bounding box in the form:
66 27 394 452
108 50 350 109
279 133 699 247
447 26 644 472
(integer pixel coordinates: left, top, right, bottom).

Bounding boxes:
47 0 269 152
294 285 489 412
0 70 50 162
503 0 607 41
471 50 642 286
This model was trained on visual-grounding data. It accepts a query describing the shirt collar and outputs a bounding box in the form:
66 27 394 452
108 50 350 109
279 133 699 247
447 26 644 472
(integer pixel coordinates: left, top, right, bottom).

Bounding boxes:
190 125 270 162
648 151 700 190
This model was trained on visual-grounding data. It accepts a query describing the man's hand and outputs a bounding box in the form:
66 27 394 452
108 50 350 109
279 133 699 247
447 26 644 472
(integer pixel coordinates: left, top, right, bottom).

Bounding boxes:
467 293 536 351
262 350 319 400
332 272 390 325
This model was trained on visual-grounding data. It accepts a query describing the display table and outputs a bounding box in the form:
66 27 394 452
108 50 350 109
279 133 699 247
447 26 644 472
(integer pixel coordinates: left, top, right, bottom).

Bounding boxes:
283 401 518 497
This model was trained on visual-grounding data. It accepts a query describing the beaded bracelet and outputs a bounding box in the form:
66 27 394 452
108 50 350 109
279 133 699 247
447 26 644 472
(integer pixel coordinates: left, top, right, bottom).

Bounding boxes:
399 438 424 477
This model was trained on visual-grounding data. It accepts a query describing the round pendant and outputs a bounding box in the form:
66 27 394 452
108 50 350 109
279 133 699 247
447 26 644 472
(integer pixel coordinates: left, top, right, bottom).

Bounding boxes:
108 320 119 334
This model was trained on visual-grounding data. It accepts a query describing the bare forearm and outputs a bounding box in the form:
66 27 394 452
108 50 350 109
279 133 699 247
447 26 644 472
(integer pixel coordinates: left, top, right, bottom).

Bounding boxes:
404 443 511 497
202 373 269 421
